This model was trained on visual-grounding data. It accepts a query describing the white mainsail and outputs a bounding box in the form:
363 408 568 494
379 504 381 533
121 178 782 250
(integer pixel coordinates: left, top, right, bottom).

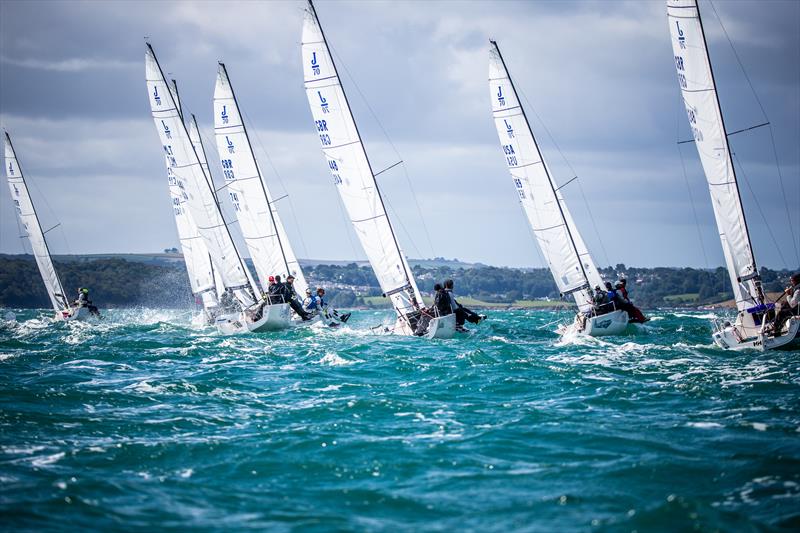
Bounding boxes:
4 132 69 313
145 44 257 308
301 2 423 321
213 64 309 295
667 0 761 311
488 42 603 312
162 81 220 312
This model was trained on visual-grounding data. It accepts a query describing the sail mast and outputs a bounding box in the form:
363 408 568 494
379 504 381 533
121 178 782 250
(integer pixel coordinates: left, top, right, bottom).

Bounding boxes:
693 1 762 300
667 0 763 309
491 41 591 295
217 62 290 276
146 43 259 304
4 131 69 311
306 0 417 307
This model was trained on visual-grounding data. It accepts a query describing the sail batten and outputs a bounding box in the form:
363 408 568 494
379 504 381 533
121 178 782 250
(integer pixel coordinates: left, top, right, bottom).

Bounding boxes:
301 1 423 320
488 42 604 312
4 132 69 313
212 63 308 296
667 0 760 311
145 44 257 309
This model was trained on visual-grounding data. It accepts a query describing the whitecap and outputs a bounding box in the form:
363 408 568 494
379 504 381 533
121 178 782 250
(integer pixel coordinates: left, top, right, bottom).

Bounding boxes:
31 452 65 467
317 352 360 366
687 422 723 429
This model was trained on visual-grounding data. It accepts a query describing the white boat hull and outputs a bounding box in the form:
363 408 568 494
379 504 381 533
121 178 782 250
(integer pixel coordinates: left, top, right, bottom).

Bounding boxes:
214 302 291 335
392 313 457 339
713 315 800 352
425 314 456 339
55 306 92 322
560 310 629 337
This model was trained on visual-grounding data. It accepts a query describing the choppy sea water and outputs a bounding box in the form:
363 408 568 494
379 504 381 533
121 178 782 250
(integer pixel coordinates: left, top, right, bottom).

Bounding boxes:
0 308 798 531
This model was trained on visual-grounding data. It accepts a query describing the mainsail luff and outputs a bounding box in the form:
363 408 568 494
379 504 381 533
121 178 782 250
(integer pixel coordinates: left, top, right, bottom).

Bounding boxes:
212 64 309 295
145 44 257 308
488 41 602 311
4 132 69 312
301 0 423 322
667 0 762 311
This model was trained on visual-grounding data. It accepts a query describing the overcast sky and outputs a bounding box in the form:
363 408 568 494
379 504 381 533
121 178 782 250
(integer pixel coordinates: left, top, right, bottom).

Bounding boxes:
1 0 798 269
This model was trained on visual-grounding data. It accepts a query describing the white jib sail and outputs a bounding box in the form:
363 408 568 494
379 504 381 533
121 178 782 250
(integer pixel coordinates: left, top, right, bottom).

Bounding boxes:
145 44 256 308
4 132 69 313
187 115 226 307
667 0 759 311
167 163 218 306
213 64 309 296
301 3 423 319
488 42 602 312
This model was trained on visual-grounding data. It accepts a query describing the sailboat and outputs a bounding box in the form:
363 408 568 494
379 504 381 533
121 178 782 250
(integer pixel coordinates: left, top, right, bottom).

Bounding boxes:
4 131 100 321
301 0 455 338
164 79 224 326
145 43 287 334
667 0 799 351
488 41 629 337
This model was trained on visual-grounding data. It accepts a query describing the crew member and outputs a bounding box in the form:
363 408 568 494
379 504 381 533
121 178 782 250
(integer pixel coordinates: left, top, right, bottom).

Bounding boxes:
444 279 485 331
283 275 311 320
772 273 800 336
267 275 283 304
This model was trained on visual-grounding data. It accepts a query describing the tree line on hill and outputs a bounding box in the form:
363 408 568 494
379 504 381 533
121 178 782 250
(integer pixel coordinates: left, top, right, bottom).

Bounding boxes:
0 254 796 310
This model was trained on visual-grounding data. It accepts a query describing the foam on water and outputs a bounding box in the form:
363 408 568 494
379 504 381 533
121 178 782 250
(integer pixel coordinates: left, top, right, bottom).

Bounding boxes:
0 307 797 531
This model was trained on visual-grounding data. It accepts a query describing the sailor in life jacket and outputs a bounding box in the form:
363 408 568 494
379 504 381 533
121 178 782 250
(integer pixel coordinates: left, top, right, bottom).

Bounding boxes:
303 288 318 313
75 287 90 307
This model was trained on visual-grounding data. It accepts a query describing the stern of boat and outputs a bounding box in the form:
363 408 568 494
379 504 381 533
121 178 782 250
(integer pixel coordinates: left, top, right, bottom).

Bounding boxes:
425 314 456 339
583 310 629 336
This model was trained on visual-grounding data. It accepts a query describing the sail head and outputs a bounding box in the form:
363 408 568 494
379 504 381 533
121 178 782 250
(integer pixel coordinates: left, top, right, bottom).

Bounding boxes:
4 132 69 313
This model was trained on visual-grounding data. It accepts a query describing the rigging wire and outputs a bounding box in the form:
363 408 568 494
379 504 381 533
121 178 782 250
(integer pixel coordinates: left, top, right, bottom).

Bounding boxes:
708 0 799 266
515 85 612 269
327 41 436 260
381 194 423 259
732 151 788 267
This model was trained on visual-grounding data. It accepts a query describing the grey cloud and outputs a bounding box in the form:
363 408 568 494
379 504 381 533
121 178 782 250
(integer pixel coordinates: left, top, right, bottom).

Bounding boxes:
1 0 797 269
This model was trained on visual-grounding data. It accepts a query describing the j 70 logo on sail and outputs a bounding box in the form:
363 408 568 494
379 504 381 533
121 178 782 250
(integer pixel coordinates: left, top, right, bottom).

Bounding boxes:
497 86 506 107
504 119 514 139
153 86 161 106
162 120 171 140
221 105 229 125
8 162 14 176
311 52 321 76
226 136 235 154
675 21 686 49
318 91 329 114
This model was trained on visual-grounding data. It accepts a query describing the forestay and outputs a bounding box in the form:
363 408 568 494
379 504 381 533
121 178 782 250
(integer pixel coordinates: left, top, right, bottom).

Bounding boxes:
145 44 256 308
301 3 423 318
488 42 602 312
667 0 759 311
4 132 69 313
213 64 308 295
